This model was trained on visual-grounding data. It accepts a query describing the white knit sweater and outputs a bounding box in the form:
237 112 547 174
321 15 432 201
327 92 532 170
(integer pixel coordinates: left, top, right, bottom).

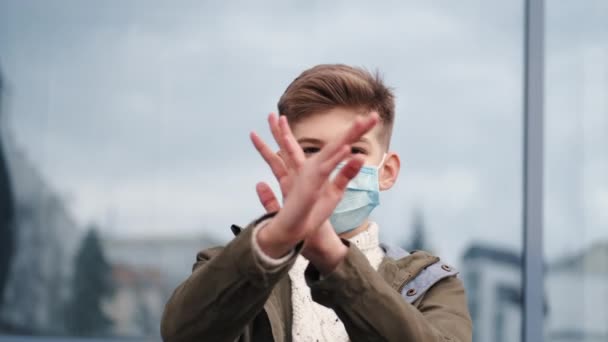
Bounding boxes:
288 222 384 342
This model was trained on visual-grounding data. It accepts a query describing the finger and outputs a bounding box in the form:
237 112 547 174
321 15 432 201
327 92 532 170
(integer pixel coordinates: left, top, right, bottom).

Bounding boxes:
268 112 282 144
250 132 288 180
305 158 362 226
318 113 379 162
331 156 365 191
324 113 378 158
269 113 297 170
319 145 351 176
256 182 282 213
278 116 306 167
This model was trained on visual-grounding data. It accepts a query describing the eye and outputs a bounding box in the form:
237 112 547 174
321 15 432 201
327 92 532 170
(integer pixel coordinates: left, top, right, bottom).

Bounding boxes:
351 147 367 155
302 146 321 155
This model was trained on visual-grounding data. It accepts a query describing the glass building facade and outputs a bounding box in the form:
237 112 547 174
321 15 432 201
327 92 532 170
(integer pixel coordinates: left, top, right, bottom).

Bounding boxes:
0 0 605 341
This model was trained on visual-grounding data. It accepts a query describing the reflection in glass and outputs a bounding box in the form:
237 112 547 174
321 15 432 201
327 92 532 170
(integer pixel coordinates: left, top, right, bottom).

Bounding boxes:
545 1 608 341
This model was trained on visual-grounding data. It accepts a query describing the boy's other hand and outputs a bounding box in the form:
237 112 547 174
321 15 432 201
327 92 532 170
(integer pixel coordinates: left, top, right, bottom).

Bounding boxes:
251 113 377 271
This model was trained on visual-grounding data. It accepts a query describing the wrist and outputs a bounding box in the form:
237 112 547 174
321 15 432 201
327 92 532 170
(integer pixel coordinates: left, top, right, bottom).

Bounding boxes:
304 225 348 275
302 221 337 257
256 217 299 259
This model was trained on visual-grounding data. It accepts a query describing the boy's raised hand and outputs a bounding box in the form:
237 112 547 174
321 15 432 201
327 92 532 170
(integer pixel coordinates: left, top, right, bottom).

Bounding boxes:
249 113 302 212
251 114 345 266
250 113 378 262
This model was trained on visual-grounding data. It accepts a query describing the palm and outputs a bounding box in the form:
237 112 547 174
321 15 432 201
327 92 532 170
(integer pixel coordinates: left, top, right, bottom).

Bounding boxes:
276 162 293 200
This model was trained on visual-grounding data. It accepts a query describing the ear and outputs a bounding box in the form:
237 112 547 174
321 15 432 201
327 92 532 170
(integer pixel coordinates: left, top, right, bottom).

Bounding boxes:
379 152 400 191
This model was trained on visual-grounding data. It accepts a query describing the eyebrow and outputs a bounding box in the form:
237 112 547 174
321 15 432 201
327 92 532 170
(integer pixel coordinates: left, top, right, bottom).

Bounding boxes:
296 136 371 145
297 137 324 145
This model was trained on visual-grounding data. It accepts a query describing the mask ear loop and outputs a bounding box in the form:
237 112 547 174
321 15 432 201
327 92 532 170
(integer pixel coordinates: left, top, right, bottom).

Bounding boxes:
376 153 388 193
377 153 388 170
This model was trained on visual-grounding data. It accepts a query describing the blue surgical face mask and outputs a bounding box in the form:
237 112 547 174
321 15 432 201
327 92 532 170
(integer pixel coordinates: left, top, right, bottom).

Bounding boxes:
329 154 386 234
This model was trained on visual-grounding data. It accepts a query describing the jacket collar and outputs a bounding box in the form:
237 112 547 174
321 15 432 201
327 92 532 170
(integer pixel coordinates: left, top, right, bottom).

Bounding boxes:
377 251 440 292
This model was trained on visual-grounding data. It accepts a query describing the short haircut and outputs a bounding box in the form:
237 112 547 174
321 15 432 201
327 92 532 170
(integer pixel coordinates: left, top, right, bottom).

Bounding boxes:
277 64 395 147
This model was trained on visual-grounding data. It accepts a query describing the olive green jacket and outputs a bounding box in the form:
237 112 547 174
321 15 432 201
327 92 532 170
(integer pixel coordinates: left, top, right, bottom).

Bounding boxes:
161 213 472 342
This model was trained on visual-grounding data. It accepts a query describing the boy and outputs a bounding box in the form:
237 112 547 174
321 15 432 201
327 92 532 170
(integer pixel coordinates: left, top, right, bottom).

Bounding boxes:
161 65 472 341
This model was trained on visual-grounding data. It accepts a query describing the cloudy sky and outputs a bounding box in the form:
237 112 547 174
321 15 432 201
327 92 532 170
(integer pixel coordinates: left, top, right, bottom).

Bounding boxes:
0 0 606 264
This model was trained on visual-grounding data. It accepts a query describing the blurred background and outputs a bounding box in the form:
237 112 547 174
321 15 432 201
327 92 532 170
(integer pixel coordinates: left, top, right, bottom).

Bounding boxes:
0 1 606 341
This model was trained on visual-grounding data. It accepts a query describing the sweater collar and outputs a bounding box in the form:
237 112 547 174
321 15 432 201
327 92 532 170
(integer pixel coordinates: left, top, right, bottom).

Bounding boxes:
347 221 380 254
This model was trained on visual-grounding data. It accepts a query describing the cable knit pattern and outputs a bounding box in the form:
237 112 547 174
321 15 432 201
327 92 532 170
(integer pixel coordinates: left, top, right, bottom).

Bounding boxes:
289 222 384 342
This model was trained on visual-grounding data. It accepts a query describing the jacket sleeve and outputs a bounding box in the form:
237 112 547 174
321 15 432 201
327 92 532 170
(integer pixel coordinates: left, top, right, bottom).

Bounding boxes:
305 242 472 342
160 213 299 342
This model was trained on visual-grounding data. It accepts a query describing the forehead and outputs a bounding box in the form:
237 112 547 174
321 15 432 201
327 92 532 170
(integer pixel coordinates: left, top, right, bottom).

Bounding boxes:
290 107 384 145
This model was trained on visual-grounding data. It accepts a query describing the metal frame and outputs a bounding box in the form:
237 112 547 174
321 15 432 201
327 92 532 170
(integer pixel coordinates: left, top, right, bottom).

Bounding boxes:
522 0 545 341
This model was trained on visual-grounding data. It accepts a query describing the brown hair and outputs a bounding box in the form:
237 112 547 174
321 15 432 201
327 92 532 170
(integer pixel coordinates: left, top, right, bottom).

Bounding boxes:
277 64 395 146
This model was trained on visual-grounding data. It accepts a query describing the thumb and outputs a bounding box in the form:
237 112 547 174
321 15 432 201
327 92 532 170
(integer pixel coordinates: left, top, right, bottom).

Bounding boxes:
256 182 282 213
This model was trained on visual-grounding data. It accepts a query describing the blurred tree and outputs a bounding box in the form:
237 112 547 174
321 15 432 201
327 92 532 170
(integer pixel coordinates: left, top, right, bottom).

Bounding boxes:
135 294 155 336
404 208 433 253
65 227 114 336
0 67 16 313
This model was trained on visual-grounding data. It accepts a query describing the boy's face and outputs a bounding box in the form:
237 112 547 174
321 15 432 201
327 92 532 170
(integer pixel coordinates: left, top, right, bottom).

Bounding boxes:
289 107 400 191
